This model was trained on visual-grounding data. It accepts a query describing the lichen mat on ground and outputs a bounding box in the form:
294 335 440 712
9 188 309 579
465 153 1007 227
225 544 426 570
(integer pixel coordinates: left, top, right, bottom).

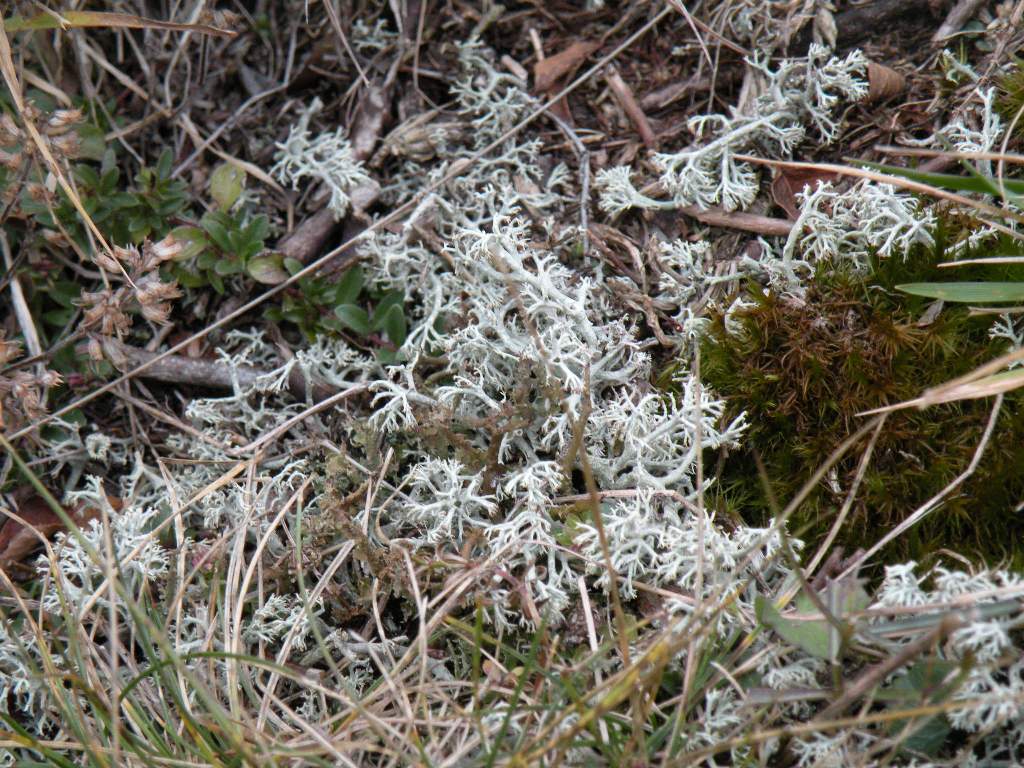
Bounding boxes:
3 2 1024 766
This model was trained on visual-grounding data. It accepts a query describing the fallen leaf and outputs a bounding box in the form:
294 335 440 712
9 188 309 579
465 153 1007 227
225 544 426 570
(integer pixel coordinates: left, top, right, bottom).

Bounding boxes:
772 167 840 220
866 62 906 103
533 41 600 93
350 85 390 163
0 492 112 573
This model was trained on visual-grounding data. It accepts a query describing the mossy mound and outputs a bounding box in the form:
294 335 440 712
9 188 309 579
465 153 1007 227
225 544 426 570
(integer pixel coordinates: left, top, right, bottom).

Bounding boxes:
699 234 1024 568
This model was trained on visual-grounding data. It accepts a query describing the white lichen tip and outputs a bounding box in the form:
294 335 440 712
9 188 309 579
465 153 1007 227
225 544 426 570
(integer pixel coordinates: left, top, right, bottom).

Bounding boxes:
783 179 936 266
273 97 372 220
598 45 868 213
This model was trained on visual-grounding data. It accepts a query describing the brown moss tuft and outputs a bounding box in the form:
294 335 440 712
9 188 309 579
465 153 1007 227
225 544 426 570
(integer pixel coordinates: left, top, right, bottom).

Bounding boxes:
699 250 1024 568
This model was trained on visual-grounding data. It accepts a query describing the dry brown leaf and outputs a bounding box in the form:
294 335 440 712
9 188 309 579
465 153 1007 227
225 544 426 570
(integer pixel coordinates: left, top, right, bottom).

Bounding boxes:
866 62 906 103
771 167 840 220
350 85 390 163
533 41 600 93
0 493 113 573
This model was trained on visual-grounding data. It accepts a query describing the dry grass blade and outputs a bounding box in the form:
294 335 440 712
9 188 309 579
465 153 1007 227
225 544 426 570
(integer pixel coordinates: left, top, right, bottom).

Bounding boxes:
734 154 1024 228
2 10 237 37
860 346 1024 414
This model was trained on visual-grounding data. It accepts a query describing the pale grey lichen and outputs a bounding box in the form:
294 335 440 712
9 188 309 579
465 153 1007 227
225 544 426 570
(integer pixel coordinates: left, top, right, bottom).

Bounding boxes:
783 179 936 267
273 97 372 219
9 31 1024 768
598 45 868 213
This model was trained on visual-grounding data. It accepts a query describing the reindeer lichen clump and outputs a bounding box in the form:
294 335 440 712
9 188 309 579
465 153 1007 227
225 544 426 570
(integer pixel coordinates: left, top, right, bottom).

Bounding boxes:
597 44 868 214
10 28 1024 766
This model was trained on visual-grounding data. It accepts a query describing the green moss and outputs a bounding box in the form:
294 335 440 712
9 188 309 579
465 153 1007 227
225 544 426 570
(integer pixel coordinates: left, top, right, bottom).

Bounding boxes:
997 57 1024 129
699 234 1024 568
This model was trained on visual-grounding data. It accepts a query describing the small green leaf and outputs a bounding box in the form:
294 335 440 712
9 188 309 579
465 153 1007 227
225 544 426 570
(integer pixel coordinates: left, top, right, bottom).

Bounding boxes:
175 269 207 289
75 165 100 190
334 304 370 335
200 213 233 252
49 280 82 308
375 348 397 365
755 581 869 661
169 226 208 261
371 290 405 331
878 657 963 757
897 282 1024 303
197 250 218 270
213 257 243 276
75 124 106 162
335 266 364 305
155 148 173 179
246 253 289 284
383 304 407 347
42 308 74 327
209 162 245 210
756 596 831 659
246 214 269 243
283 257 304 276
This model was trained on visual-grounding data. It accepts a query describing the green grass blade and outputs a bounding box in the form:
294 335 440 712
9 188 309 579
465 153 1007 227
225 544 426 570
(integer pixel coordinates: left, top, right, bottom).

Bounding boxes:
856 160 1024 197
485 622 546 768
896 281 1024 303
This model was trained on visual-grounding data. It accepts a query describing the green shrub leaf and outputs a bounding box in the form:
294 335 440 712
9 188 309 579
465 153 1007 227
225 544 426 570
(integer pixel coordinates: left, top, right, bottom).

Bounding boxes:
209 163 245 210
335 266 364 305
383 304 407 347
246 254 289 284
334 304 370 335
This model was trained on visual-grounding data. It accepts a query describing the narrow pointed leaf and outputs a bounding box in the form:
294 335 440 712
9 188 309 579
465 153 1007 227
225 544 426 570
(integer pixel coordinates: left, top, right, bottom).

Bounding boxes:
897 282 1024 303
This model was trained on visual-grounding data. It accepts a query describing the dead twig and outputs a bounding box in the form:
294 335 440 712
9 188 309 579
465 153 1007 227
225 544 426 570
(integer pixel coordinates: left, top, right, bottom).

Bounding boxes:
278 210 339 265
97 339 334 403
680 205 793 236
605 66 656 148
933 0 988 42
546 113 591 256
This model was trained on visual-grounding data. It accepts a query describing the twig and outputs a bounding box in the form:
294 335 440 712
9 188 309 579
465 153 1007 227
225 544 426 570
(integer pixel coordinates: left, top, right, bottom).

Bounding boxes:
546 113 591 256
606 66 656 148
933 0 988 42
0 232 41 359
680 204 793 236
278 209 339 265
98 339 334 402
640 74 714 111
667 0 751 57
321 0 370 88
